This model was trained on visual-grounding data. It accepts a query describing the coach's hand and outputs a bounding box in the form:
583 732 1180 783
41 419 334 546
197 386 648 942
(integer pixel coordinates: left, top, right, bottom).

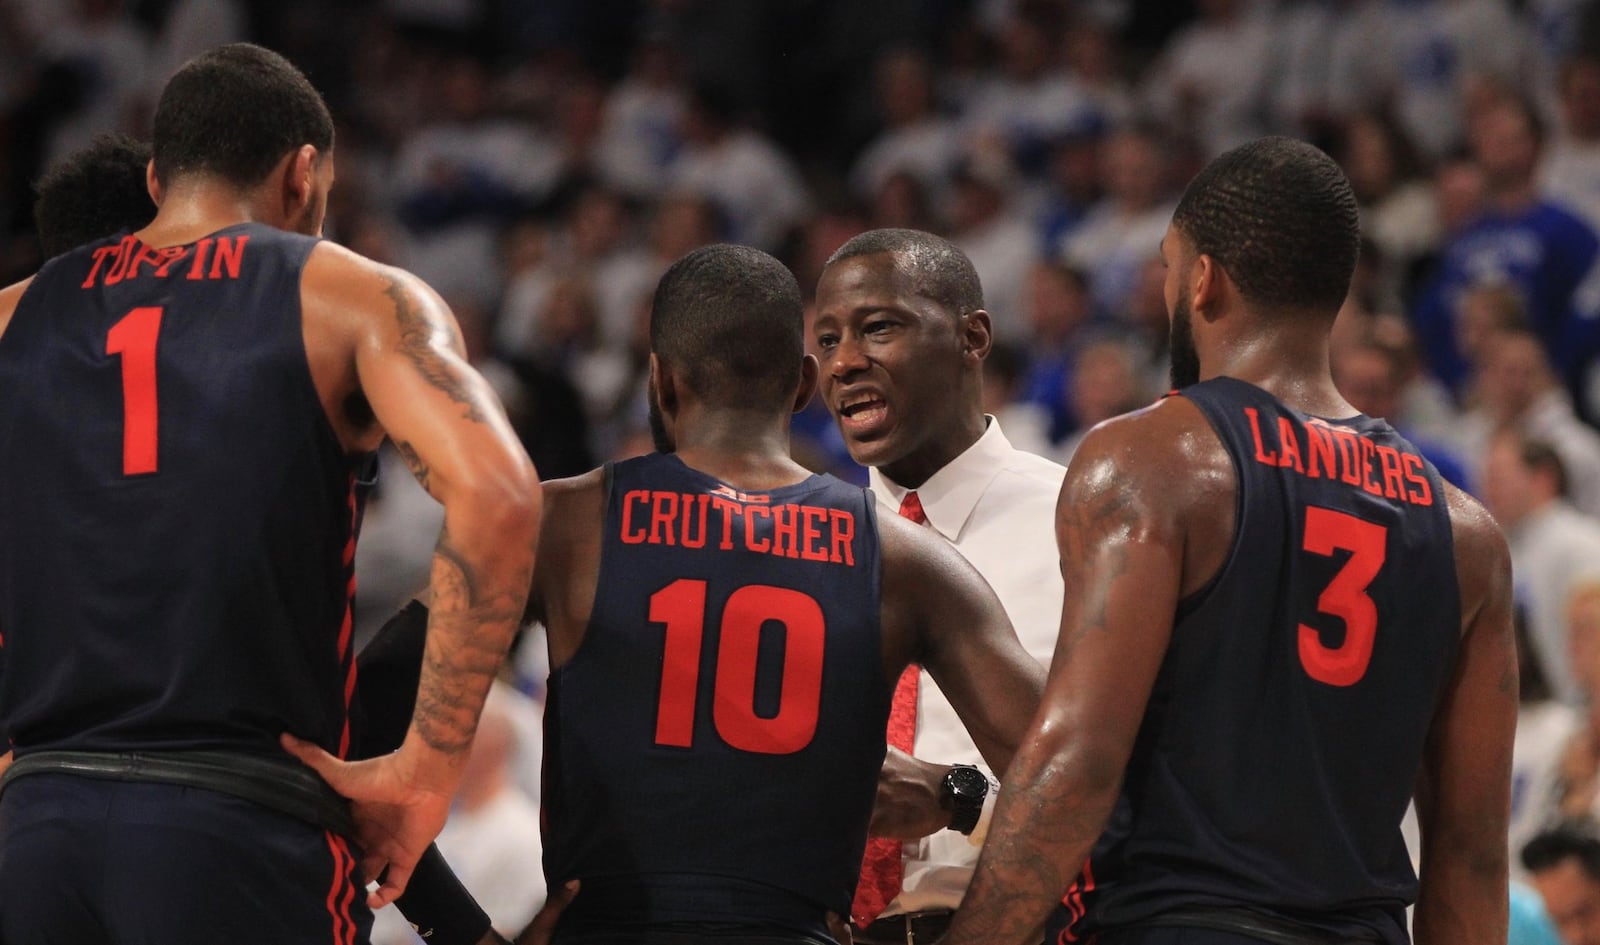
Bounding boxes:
869 747 953 840
281 732 454 909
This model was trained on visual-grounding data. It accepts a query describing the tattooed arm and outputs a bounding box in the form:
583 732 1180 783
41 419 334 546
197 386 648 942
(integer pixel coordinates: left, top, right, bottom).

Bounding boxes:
942 397 1231 945
1412 485 1515 945
285 246 540 909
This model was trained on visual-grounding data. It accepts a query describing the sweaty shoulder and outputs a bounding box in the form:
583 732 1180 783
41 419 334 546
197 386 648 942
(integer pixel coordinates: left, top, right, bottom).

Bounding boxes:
300 240 447 335
536 467 606 667
0 276 35 342
1442 480 1511 637
1066 395 1236 598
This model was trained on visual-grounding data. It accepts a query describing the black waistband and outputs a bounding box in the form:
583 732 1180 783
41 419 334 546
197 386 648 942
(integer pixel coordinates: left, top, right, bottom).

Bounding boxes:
0 749 355 839
1127 906 1385 945
853 911 953 945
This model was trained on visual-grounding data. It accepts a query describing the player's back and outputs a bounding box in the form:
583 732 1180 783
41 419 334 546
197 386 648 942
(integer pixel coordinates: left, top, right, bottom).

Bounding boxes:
0 223 365 759
1067 376 1461 945
543 453 887 944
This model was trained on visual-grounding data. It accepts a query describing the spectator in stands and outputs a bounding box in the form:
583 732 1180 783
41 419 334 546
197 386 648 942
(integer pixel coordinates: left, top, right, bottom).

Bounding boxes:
1052 334 1149 464
1482 431 1600 706
1140 0 1273 157
1413 94 1600 408
851 48 962 205
947 150 1038 338
1061 123 1175 319
1332 339 1472 489
1541 52 1600 233
1338 111 1439 304
1524 821 1600 945
666 83 809 252
1459 328 1600 516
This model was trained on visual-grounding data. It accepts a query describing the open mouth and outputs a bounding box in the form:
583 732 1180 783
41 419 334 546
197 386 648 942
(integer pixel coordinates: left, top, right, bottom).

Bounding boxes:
837 393 889 432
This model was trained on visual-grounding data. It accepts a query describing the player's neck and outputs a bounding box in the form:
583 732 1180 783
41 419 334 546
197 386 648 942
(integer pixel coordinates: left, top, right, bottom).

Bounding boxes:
1203 328 1353 418
140 183 262 248
671 411 813 492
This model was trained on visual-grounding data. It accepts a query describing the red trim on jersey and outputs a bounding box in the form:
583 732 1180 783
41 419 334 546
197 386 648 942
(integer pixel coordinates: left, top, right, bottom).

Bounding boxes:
323 831 357 945
1058 857 1096 944
335 476 360 759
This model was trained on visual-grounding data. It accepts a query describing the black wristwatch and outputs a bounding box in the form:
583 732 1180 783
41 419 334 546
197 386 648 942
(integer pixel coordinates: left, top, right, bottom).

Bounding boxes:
942 764 990 835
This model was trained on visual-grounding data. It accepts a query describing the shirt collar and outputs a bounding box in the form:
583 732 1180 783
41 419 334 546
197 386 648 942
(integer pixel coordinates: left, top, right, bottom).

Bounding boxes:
869 416 1013 543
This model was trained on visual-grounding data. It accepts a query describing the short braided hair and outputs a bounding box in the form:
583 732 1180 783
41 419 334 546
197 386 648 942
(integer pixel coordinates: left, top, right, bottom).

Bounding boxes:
1172 136 1359 314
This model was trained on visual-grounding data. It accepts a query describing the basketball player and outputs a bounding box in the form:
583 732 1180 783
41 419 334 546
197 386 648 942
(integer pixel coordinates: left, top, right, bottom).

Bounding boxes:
943 137 1516 945
0 43 540 943
492 243 1044 945
19 131 510 945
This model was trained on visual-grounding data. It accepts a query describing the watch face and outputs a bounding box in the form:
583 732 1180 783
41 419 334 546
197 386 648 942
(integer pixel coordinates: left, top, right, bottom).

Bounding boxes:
946 766 988 798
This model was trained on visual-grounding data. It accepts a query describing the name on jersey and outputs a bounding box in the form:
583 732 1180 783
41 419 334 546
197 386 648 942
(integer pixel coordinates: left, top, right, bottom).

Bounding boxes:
1245 407 1434 507
619 489 857 565
79 234 250 289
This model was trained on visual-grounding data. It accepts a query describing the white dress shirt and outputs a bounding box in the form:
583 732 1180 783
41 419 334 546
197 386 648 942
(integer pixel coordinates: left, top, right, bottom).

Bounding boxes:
867 417 1066 915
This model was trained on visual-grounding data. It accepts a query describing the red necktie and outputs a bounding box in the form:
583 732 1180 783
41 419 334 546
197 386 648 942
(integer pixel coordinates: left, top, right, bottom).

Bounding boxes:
851 492 927 927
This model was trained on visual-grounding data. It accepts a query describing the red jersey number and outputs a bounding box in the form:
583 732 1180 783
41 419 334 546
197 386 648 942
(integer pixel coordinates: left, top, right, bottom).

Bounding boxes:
1298 506 1388 687
649 578 825 754
105 306 163 476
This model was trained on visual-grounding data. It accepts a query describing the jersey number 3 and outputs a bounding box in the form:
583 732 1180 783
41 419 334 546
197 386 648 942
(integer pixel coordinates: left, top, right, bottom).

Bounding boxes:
106 306 163 476
650 578 825 755
1298 506 1387 687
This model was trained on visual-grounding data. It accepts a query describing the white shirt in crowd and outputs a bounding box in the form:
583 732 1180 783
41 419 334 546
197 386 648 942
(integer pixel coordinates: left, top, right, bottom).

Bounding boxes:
866 417 1066 916
1506 501 1600 705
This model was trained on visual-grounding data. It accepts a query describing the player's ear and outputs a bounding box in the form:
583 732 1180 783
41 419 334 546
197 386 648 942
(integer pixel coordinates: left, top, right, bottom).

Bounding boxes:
1192 253 1223 321
284 145 317 215
146 159 162 207
792 354 819 414
650 353 678 412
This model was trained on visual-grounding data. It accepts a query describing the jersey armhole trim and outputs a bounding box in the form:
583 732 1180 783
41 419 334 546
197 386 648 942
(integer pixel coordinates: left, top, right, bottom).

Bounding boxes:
1173 392 1246 621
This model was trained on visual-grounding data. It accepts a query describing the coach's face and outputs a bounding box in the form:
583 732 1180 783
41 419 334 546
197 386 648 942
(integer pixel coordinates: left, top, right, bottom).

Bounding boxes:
813 252 980 486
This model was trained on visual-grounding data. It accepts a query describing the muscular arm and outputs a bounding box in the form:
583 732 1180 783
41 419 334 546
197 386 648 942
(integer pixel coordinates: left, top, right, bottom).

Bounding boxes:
943 401 1223 945
0 276 33 342
1412 485 1515 945
285 247 540 906
881 510 1044 778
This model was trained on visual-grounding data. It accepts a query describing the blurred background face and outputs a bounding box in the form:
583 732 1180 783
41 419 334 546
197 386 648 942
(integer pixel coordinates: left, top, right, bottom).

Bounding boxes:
1342 116 1397 203
1070 341 1141 426
1470 103 1540 190
1568 584 1600 698
1562 59 1600 140
877 51 933 126
1333 347 1399 421
1478 333 1550 421
1026 263 1089 344
1481 435 1541 528
1533 860 1600 945
1103 132 1164 210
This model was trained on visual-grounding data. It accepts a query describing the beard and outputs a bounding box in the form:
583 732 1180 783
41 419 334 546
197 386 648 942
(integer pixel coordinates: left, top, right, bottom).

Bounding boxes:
647 376 674 453
1168 293 1201 389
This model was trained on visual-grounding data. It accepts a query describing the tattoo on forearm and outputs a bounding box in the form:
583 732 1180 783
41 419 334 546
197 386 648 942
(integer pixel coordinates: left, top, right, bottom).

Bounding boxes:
395 440 432 492
383 275 485 423
410 526 529 756
946 758 1109 945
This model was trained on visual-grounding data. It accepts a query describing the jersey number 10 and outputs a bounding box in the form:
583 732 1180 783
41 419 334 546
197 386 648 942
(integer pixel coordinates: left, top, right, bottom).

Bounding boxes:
649 578 825 755
106 306 163 476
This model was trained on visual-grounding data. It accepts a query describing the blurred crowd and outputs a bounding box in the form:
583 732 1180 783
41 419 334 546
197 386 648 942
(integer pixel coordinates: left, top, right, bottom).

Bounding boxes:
12 0 1600 938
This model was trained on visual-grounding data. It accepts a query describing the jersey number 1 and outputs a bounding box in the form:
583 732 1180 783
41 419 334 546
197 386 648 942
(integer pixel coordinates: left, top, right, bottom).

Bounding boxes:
106 306 162 476
649 578 825 754
1298 506 1388 687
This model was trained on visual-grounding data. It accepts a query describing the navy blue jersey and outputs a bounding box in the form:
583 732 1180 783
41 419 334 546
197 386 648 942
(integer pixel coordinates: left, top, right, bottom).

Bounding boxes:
543 454 887 939
0 223 366 760
1061 377 1461 945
